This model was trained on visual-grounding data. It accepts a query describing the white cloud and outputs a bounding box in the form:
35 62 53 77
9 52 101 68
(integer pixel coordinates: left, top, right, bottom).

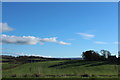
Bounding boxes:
113 42 120 44
77 33 95 39
0 23 14 32
1 52 25 56
94 41 107 44
40 37 57 42
1 51 52 57
1 34 39 45
30 54 52 58
57 41 71 45
1 34 71 45
0 23 71 45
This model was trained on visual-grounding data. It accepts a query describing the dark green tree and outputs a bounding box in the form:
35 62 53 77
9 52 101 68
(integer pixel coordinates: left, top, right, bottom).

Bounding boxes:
82 50 100 61
118 51 120 57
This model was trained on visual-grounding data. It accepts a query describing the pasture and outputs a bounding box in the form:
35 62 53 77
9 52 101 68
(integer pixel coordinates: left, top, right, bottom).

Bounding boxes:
2 60 119 78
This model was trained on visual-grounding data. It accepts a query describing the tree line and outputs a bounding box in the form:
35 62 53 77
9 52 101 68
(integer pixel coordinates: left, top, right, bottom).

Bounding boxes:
82 50 118 61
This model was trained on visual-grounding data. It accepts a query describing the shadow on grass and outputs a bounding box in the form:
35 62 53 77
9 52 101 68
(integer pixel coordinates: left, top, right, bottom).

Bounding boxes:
48 60 118 69
48 60 90 69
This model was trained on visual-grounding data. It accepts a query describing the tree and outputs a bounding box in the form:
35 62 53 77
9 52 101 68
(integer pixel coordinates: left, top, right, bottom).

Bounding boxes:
82 50 100 61
16 56 29 63
100 50 111 59
118 51 120 57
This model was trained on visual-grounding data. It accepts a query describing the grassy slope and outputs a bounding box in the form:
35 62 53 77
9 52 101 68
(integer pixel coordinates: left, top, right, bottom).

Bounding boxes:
2 63 18 70
2 60 118 77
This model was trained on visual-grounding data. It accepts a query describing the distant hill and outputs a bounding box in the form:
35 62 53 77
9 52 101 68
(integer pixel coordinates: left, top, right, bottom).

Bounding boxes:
56 57 82 60
1 55 82 63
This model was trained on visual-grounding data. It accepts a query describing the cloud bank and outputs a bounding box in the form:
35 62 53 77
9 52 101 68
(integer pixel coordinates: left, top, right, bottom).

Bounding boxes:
1 34 71 45
1 51 52 57
0 22 71 45
77 33 95 39
0 23 14 32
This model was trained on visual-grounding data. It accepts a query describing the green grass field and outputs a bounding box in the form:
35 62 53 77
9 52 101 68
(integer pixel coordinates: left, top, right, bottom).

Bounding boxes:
2 60 119 78
2 78 120 80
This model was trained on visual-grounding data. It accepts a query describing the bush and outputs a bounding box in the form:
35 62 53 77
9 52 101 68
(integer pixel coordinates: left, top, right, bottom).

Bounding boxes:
91 74 95 77
32 74 40 77
11 74 16 77
81 74 90 77
23 74 28 77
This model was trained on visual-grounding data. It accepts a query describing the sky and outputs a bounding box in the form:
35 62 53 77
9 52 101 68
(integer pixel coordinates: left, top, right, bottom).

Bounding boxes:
1 2 118 58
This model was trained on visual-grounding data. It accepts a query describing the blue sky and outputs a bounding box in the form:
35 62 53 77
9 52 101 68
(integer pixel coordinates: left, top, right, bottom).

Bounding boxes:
2 2 118 57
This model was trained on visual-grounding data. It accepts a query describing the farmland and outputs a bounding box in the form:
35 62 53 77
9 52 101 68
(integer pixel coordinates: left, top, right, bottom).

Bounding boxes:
1 55 120 80
2 60 119 77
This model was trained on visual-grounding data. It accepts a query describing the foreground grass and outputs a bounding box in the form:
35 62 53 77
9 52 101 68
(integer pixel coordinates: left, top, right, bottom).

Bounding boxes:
2 77 120 80
2 60 119 77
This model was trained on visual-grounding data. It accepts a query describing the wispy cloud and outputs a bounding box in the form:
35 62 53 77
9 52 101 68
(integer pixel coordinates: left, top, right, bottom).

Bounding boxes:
94 41 107 44
1 34 71 45
57 41 71 45
113 41 120 44
77 33 95 39
0 23 14 32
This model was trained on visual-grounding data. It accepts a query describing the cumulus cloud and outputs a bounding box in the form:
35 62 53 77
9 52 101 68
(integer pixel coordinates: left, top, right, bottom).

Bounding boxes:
1 34 71 45
94 41 107 44
77 33 95 39
40 37 57 42
1 34 39 45
0 23 71 45
0 23 14 32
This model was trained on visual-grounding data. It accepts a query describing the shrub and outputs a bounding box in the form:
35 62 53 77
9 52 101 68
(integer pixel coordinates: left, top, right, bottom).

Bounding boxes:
11 74 16 77
32 74 40 77
23 74 28 77
81 74 90 77
91 74 95 77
